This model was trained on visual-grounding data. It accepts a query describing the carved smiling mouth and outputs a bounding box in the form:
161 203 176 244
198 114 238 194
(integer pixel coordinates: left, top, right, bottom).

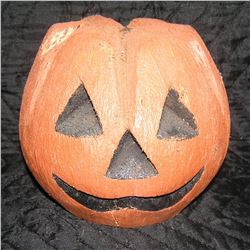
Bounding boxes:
53 81 203 212
53 167 203 212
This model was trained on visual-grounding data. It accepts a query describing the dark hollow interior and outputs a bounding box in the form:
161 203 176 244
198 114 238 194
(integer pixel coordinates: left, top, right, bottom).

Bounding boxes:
55 84 103 137
55 85 197 141
157 89 198 139
105 131 158 180
53 167 204 212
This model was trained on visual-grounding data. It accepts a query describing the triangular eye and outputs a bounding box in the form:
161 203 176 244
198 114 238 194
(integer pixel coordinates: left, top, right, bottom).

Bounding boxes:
55 84 103 137
157 89 198 139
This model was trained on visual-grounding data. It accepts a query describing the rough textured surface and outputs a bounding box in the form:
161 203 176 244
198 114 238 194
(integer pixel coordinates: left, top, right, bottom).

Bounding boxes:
2 1 250 249
106 131 158 180
18 15 230 227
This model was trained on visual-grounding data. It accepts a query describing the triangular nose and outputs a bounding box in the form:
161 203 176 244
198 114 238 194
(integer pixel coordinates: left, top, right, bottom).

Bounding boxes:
105 131 158 180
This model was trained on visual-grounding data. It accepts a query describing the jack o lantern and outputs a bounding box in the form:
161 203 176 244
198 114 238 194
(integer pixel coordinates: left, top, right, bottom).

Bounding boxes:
19 16 230 228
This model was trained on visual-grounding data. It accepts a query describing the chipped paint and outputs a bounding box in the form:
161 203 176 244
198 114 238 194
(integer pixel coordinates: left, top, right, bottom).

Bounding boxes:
41 27 75 55
190 40 208 67
134 113 143 129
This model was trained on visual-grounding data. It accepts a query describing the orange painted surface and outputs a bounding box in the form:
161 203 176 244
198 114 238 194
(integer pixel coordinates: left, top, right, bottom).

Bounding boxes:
19 16 230 228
